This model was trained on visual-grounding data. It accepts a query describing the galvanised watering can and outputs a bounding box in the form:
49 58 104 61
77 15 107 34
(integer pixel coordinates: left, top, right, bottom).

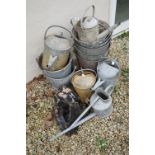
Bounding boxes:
42 25 73 71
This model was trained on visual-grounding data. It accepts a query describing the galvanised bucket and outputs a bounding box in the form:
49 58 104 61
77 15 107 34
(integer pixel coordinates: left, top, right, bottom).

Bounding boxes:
74 43 110 61
71 69 97 103
36 54 73 79
76 54 98 71
46 62 76 89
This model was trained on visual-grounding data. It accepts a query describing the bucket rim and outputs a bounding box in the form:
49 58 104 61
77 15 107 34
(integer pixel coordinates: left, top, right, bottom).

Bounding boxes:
71 69 97 90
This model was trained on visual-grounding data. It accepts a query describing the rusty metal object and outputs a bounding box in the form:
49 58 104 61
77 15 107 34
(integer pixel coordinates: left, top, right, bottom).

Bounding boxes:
54 86 83 135
71 69 97 103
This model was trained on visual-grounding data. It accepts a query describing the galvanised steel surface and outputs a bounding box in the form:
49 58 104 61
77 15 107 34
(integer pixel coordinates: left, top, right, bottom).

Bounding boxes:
44 25 73 71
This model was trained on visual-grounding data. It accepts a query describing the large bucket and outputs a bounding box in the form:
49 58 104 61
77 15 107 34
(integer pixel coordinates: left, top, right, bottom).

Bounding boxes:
71 69 97 103
74 43 110 61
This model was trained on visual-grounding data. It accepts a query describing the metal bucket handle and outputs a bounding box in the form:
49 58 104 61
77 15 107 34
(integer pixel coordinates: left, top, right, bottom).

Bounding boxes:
80 5 96 29
44 25 72 40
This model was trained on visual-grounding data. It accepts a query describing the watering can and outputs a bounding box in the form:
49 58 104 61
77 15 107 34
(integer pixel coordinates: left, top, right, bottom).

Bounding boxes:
42 25 73 71
71 5 120 43
92 58 120 95
71 5 99 43
50 87 112 141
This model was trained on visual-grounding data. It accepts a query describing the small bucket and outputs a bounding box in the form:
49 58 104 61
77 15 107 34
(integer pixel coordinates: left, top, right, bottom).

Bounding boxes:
71 69 97 103
46 62 76 89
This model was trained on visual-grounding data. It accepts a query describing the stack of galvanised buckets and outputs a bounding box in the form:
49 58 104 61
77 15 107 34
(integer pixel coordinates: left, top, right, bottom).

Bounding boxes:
36 25 76 88
36 5 121 105
36 5 122 137
71 5 119 70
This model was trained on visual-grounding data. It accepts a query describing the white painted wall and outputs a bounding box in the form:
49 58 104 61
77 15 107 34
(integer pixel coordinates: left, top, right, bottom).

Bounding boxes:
26 0 110 82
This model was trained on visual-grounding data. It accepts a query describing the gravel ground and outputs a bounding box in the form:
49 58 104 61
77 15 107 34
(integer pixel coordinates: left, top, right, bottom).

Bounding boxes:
26 33 129 155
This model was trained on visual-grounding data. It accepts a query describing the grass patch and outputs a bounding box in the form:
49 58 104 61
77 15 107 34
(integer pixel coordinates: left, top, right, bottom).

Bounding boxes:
96 136 107 152
114 84 120 93
122 68 129 81
117 31 129 39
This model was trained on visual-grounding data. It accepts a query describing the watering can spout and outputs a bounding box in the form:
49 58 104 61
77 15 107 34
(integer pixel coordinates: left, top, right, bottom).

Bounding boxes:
70 17 80 26
97 22 120 40
48 55 58 68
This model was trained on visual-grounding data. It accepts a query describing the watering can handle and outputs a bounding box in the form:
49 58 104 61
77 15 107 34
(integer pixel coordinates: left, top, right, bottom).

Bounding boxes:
91 79 105 91
47 55 58 68
44 25 72 40
104 85 114 95
80 5 96 27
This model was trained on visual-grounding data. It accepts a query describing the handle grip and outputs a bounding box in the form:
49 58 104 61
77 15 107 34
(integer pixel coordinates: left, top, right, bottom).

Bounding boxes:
44 25 72 40
80 5 96 28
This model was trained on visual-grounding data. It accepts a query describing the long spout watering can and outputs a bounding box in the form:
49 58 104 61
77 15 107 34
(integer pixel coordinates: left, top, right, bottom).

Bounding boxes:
71 5 99 43
71 5 120 43
50 86 112 142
